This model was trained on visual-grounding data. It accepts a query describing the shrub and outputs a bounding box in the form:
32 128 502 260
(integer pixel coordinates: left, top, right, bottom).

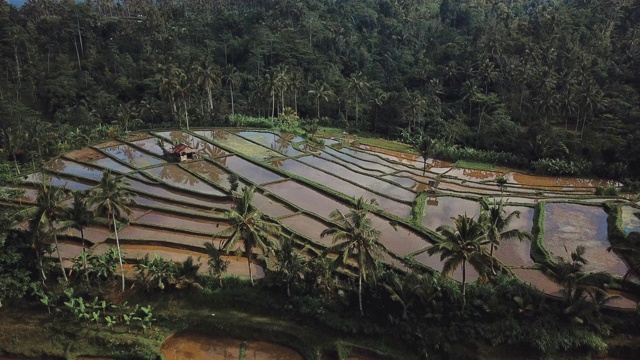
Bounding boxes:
595 185 620 196
227 114 274 128
432 143 526 168
531 158 591 176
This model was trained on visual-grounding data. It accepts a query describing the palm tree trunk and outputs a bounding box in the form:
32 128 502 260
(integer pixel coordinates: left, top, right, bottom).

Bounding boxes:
355 95 359 126
247 255 254 286
51 228 68 283
316 98 320 119
112 215 125 292
423 158 427 176
287 280 291 298
207 87 213 110
81 228 87 271
218 275 223 288
230 84 235 115
462 259 466 309
35 245 47 283
358 270 363 316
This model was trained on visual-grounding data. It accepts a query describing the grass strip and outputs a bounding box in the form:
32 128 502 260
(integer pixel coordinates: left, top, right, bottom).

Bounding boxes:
453 160 495 171
530 201 552 265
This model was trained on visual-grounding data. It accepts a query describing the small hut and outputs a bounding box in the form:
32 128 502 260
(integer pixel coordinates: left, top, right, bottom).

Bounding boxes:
171 143 197 162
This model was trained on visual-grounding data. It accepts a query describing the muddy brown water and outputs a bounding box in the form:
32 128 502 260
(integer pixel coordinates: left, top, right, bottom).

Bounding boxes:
543 203 628 276
145 165 226 196
504 172 619 191
492 206 535 267
444 168 506 182
114 225 220 247
135 211 228 234
161 333 301 360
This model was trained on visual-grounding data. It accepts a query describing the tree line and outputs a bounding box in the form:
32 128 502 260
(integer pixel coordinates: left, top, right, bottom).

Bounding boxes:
1 0 640 180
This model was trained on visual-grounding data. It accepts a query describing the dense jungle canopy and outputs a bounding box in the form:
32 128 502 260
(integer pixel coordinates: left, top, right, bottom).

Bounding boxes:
1 0 640 180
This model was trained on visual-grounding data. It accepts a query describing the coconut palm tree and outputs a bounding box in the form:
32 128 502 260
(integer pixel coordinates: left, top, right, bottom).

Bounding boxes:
67 190 95 258
321 197 387 316
308 81 332 119
204 242 229 288
216 186 280 286
223 65 241 115
346 72 369 126
479 198 531 272
412 132 435 176
545 245 616 323
31 179 69 282
275 235 306 297
426 214 489 308
89 171 136 292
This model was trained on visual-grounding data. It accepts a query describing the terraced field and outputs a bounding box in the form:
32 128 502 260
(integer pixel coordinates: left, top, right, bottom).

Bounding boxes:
4 128 637 309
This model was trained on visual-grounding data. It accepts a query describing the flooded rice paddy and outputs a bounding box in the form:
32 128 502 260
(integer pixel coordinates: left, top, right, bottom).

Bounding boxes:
6 128 635 309
543 203 628 276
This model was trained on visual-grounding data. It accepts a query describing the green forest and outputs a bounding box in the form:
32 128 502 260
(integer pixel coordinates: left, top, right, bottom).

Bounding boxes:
1 0 640 180
2 0 640 359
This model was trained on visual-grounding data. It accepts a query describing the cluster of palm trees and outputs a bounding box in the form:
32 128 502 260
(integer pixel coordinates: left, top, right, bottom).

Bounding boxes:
25 171 135 292
211 186 533 314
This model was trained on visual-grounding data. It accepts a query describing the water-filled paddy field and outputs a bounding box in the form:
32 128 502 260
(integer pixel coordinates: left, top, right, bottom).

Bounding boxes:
4 128 637 309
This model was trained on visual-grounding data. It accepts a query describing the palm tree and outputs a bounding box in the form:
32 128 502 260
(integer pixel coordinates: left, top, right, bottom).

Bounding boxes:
204 242 229 288
31 179 69 282
479 198 531 273
383 271 437 320
67 190 94 257
347 72 369 126
193 60 221 112
216 186 280 285
308 81 332 119
321 197 386 316
89 171 136 292
223 65 241 115
545 245 615 323
275 235 306 297
412 132 435 176
426 214 489 308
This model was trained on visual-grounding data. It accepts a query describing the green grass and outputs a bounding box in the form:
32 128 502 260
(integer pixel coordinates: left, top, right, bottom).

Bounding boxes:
454 160 495 171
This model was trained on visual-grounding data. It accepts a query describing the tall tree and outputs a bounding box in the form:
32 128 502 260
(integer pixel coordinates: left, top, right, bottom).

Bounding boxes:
275 235 305 297
223 65 241 115
426 214 489 308
412 132 435 176
346 72 369 126
308 81 332 119
216 186 280 285
31 179 69 282
321 197 386 316
90 171 136 292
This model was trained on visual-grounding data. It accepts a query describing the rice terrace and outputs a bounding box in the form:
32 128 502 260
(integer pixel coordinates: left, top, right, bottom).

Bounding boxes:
2 127 640 359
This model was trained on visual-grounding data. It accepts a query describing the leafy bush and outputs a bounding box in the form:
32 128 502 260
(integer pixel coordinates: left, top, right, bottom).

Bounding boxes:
227 114 274 128
531 158 591 176
432 143 526 168
595 185 620 196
